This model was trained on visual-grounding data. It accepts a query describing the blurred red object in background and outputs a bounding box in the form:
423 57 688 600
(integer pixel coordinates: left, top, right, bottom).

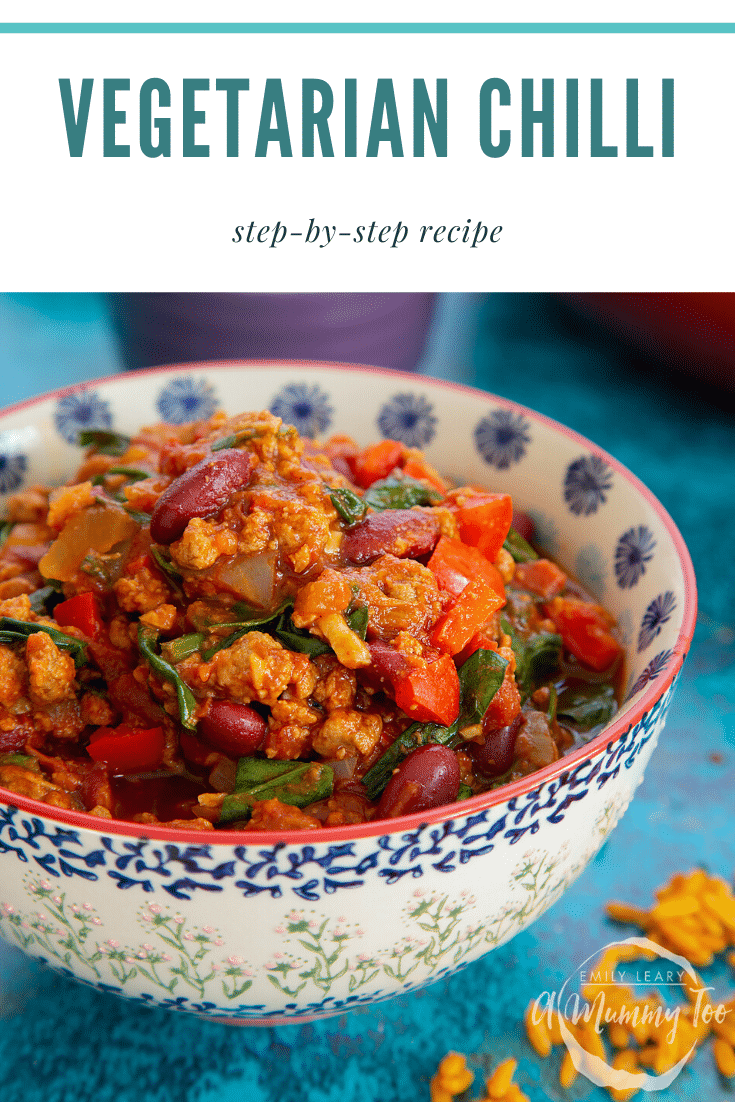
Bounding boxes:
560 294 735 390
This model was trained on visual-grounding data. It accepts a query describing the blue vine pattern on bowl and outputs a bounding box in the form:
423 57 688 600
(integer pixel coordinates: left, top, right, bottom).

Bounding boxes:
0 453 27 494
156 377 219 425
376 393 437 448
0 684 674 902
637 592 677 652
474 410 531 470
614 526 656 589
54 390 112 445
270 383 333 437
563 455 613 516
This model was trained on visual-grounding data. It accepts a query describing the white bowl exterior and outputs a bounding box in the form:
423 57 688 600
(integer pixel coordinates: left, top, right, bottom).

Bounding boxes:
0 364 692 1020
0 680 674 1021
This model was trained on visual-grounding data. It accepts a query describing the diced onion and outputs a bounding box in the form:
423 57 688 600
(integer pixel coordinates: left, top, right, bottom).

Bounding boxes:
330 756 358 781
208 757 238 793
215 551 277 607
39 506 138 582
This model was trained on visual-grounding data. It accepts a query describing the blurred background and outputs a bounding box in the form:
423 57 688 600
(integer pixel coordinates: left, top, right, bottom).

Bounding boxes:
0 291 734 1102
1 290 733 626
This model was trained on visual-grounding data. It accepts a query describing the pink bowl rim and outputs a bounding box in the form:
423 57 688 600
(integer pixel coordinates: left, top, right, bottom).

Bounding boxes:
0 359 698 845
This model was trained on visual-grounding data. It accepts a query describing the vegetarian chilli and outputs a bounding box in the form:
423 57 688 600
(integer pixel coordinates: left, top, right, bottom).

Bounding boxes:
0 409 624 831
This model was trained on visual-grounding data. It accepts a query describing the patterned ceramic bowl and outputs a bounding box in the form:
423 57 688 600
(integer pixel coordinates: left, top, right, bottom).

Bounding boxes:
0 363 696 1024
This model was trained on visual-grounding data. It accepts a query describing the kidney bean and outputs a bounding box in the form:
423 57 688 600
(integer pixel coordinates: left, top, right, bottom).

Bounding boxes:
341 510 440 565
198 700 267 757
468 712 523 778
4 543 47 568
0 726 29 753
361 641 413 692
107 672 168 727
150 449 257 544
511 509 534 542
376 744 460 819
328 457 355 481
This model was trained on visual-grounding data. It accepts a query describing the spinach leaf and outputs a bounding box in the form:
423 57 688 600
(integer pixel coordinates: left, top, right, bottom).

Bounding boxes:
273 612 332 657
329 488 367 525
458 648 508 726
503 527 539 563
556 683 616 730
363 475 442 511
524 634 563 691
201 627 251 660
0 753 40 771
150 547 183 581
547 684 558 724
346 603 369 640
161 633 205 664
501 617 562 700
522 633 563 695
80 551 118 585
0 617 88 668
0 521 13 549
211 430 256 452
77 429 131 456
138 625 197 729
28 582 65 616
91 466 151 486
123 508 152 527
272 599 367 658
219 758 334 824
201 599 295 660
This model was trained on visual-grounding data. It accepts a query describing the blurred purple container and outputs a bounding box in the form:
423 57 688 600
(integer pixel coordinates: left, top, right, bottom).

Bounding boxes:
108 293 436 373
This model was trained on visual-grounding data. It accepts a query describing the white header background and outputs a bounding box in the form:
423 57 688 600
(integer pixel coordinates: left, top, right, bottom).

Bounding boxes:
11 3 735 23
0 28 731 290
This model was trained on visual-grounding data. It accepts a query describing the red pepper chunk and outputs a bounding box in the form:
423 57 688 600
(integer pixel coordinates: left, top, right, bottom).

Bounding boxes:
54 592 104 639
431 577 505 657
452 492 513 562
428 536 506 601
513 558 568 599
455 630 498 667
482 662 522 728
87 724 165 773
545 596 623 673
393 654 460 727
402 454 446 493
353 440 407 488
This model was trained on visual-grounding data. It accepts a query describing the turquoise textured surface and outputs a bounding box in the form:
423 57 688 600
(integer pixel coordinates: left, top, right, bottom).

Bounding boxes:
0 292 733 1101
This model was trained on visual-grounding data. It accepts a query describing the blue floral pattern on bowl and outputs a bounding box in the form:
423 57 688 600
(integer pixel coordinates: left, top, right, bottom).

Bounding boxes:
270 383 333 437
376 393 437 448
614 526 656 589
626 649 675 701
0 453 27 494
563 455 613 516
156 377 219 425
54 390 112 445
638 592 677 652
474 410 531 470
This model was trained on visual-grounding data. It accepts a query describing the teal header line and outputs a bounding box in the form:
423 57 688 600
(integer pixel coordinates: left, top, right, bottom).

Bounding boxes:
0 21 734 33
